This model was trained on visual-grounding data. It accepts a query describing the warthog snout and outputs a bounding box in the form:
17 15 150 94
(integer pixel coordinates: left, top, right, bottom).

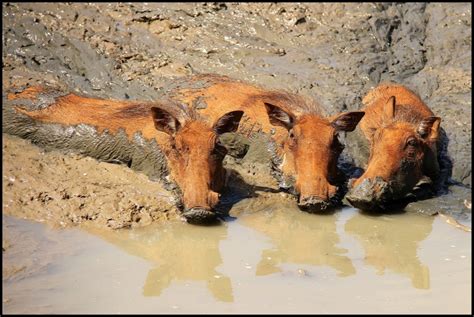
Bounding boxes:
346 177 396 211
182 207 218 224
181 190 222 224
297 195 332 212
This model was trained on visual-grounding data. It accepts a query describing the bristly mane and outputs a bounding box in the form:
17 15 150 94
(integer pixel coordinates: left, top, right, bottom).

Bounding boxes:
162 73 241 98
385 103 430 128
114 97 200 123
244 90 324 118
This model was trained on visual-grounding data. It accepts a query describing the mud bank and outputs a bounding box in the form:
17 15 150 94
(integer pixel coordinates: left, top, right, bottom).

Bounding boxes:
2 134 181 229
2 133 283 229
2 2 471 185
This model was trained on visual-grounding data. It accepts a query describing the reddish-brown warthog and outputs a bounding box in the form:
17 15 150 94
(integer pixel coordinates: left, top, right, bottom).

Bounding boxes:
162 74 365 212
345 83 442 211
257 93 365 211
7 85 244 224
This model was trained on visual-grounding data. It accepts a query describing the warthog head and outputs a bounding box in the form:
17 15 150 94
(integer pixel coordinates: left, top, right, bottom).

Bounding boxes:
262 93 365 212
346 96 441 211
151 104 244 224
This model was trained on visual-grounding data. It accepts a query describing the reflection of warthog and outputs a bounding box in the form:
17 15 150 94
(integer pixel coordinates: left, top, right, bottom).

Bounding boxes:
86 223 233 302
346 83 444 211
241 206 355 277
345 212 434 289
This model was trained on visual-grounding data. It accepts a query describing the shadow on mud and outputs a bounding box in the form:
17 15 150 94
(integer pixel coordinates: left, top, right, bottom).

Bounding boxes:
435 128 454 192
357 207 407 216
214 169 281 223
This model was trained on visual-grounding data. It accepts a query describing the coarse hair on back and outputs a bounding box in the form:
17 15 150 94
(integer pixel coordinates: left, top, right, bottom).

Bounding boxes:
114 97 200 123
244 89 324 117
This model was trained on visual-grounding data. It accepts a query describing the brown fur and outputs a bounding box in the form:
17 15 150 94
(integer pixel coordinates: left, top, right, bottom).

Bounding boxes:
9 85 234 215
167 76 364 206
9 74 365 212
352 83 441 195
11 88 160 140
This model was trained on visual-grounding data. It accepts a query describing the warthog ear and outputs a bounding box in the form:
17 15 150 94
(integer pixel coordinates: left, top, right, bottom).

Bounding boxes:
213 111 244 134
330 111 365 132
383 96 396 124
417 116 441 140
151 106 181 135
264 102 295 130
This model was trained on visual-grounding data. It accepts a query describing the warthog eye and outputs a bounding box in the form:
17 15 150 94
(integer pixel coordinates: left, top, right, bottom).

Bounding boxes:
406 137 418 147
405 137 419 160
331 134 344 153
288 129 298 148
289 130 295 139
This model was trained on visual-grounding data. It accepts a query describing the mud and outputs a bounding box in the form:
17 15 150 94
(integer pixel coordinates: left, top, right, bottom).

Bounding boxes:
3 95 170 183
1 3 471 226
2 134 181 230
3 3 471 182
2 4 471 313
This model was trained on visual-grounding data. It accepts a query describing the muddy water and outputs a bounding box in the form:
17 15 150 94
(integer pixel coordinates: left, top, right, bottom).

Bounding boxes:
3 204 471 314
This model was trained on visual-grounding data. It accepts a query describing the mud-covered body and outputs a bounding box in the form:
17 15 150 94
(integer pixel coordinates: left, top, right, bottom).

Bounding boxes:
4 78 246 223
4 87 169 182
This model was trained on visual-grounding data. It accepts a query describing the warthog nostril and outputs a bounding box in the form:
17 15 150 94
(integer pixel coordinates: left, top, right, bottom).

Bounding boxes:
297 196 331 213
346 177 393 211
182 207 218 225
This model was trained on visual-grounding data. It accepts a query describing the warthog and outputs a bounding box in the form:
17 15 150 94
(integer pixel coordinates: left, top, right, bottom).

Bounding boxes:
346 83 442 211
5 85 243 224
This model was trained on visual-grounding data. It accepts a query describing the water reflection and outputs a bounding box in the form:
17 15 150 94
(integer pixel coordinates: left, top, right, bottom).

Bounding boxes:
240 203 356 277
84 205 435 305
345 212 434 289
86 223 233 302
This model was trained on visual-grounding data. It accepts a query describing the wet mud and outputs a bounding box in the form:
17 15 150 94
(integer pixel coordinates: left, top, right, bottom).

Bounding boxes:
2 134 181 230
3 2 471 184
